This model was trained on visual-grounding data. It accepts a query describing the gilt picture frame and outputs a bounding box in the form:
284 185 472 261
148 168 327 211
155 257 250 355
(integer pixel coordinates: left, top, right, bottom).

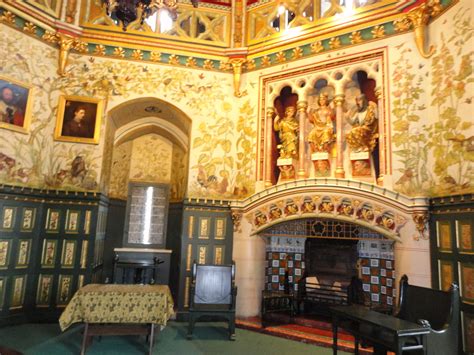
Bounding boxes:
0 75 33 134
54 95 103 144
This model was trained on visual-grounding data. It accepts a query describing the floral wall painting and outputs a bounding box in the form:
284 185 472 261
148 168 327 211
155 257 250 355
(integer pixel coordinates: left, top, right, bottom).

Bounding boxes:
392 7 473 197
54 95 103 144
0 76 33 134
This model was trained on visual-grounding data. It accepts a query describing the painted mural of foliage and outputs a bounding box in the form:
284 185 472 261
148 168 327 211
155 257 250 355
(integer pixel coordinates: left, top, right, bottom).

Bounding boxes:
234 100 257 197
391 46 431 195
108 141 132 199
61 58 228 113
191 99 256 198
428 8 474 195
0 27 100 190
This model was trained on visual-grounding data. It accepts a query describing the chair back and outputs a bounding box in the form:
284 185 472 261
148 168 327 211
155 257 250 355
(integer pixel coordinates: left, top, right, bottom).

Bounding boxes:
193 263 235 305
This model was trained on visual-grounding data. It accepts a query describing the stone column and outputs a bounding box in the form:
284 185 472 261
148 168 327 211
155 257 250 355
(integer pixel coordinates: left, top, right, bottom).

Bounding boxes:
375 88 385 185
265 107 276 187
296 101 308 179
334 95 345 178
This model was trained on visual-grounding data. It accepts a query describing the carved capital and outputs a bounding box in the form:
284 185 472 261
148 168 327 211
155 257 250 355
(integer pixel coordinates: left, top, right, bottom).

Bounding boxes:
413 212 429 240
228 58 248 98
333 94 345 106
296 101 307 112
406 1 442 58
266 107 276 119
231 210 243 232
375 87 383 100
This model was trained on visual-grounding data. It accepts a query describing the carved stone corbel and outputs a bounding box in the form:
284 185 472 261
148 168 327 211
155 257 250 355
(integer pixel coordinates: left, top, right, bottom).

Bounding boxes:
57 34 76 76
406 1 442 58
228 58 248 98
413 212 429 241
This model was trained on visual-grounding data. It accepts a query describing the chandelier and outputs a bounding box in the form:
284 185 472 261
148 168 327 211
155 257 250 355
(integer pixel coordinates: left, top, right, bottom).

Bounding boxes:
103 0 199 31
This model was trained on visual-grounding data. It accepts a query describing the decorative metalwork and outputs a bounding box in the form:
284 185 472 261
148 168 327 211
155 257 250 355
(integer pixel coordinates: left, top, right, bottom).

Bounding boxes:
259 218 386 240
103 0 199 31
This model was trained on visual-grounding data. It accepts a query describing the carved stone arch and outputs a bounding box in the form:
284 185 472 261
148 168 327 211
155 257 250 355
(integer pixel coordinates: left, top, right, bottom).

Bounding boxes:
341 65 378 89
268 81 298 103
232 179 429 242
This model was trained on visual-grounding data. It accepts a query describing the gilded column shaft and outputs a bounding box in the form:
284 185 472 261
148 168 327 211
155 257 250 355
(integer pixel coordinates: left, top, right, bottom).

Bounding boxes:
334 95 345 178
296 101 308 178
376 88 385 185
265 107 276 187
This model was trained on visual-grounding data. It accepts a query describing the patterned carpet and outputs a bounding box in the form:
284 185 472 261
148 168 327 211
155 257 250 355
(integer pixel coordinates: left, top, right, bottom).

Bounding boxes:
236 315 374 355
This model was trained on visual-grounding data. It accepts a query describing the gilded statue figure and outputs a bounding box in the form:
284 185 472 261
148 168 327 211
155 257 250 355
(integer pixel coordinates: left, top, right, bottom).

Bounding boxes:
274 106 299 159
307 94 336 153
345 94 378 152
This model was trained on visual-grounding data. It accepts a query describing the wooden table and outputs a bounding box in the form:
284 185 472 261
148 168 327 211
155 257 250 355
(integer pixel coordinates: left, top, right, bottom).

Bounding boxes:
59 284 174 355
331 304 430 355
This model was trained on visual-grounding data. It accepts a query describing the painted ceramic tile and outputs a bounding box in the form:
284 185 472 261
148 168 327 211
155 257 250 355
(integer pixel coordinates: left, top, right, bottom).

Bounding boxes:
16 239 31 268
36 274 53 306
10 275 26 309
2 207 15 230
214 246 224 265
78 274 85 289
186 244 192 271
188 216 194 239
65 210 80 233
0 240 10 269
41 239 57 268
457 221 473 252
61 240 76 268
437 221 452 251
438 260 454 292
57 274 73 305
45 209 60 233
198 246 207 264
21 208 36 231
84 210 92 234
80 240 88 269
0 277 6 309
460 263 474 304
215 218 226 240
199 218 210 239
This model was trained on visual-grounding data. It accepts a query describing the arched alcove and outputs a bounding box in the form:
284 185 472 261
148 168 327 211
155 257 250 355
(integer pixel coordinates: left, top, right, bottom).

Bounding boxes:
102 97 192 202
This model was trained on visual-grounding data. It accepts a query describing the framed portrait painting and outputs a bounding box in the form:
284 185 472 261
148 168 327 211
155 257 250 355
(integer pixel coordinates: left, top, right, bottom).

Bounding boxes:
54 95 103 144
0 76 33 134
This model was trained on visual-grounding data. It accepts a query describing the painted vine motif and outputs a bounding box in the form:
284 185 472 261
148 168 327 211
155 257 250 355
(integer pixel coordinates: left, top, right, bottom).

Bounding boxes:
427 8 473 195
392 7 473 196
190 99 257 198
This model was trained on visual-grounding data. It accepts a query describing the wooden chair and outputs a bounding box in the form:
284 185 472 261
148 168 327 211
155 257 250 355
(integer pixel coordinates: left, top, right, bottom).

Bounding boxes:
187 262 237 340
393 274 461 355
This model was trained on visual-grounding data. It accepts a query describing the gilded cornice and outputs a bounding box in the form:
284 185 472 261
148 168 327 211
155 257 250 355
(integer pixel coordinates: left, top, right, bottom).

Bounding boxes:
0 0 457 74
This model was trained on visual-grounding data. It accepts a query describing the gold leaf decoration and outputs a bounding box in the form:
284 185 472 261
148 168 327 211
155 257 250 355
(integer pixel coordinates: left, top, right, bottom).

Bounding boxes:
168 54 180 65
150 51 161 62
203 59 214 69
113 47 125 58
246 59 256 70
261 55 271 67
219 61 231 71
73 41 88 53
310 41 324 53
350 31 363 44
1 11 15 24
132 49 142 60
94 44 106 56
393 17 411 32
42 31 58 43
372 25 385 38
329 37 341 49
186 57 197 67
23 22 36 34
276 51 286 63
292 47 303 60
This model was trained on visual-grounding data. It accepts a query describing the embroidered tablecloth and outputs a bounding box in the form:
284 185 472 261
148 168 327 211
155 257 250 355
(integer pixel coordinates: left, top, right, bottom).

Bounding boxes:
59 284 174 331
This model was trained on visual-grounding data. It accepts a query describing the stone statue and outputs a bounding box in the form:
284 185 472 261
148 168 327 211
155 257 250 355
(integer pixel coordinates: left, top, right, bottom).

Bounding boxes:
274 106 299 159
307 94 336 153
345 94 378 152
